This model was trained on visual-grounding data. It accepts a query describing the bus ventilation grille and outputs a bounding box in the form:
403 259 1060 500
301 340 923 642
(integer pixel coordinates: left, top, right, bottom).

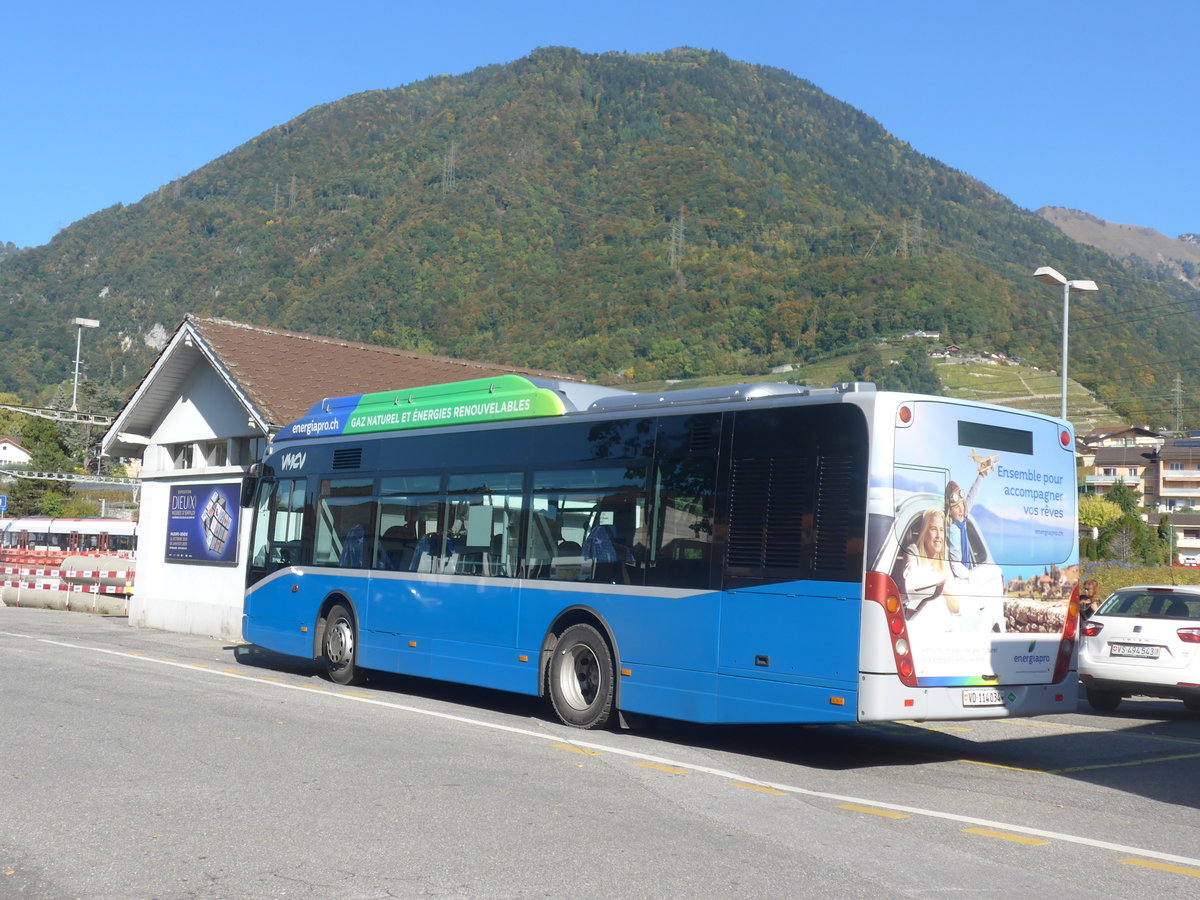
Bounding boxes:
726 457 806 570
332 448 363 470
811 455 854 573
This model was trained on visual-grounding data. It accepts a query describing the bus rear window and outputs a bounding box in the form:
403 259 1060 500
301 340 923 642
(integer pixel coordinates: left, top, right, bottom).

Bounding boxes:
957 421 1032 455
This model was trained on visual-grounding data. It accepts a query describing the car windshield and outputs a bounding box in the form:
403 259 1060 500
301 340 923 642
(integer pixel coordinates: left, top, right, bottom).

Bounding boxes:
1096 590 1200 619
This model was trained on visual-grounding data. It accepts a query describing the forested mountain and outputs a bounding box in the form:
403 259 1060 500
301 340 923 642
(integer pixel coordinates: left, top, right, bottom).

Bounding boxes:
0 242 26 263
2 46 1197 427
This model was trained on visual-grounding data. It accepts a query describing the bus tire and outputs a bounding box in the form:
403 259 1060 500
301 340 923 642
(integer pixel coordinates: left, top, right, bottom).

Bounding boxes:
323 603 358 685
548 624 614 729
1085 687 1121 712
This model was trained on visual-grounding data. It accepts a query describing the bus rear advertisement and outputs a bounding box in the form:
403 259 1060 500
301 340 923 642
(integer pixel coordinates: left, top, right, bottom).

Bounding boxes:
241 376 1079 729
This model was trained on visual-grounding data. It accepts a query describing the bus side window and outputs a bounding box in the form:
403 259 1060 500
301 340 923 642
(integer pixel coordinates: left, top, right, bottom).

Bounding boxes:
524 504 560 579
446 472 523 578
646 453 715 590
376 474 442 572
313 478 375 569
248 477 307 571
376 517 418 571
530 467 648 584
581 492 647 585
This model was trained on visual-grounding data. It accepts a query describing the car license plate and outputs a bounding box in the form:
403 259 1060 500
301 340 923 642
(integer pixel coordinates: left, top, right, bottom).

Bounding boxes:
962 688 1005 707
1110 643 1160 659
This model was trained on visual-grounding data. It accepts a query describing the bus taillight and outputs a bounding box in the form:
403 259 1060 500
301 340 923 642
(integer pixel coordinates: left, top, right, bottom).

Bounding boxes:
1052 584 1082 684
866 571 918 688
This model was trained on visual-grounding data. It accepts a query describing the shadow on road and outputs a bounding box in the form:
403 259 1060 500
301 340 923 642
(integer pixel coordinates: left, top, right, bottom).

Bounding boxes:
229 641 1200 811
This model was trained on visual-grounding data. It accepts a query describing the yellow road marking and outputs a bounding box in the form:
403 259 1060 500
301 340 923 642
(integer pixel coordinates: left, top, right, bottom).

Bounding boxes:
728 781 788 796
912 723 973 733
999 718 1101 732
553 744 601 756
1054 752 1200 774
634 762 689 774
1121 858 1200 878
964 827 1050 846
959 758 1046 774
838 804 909 819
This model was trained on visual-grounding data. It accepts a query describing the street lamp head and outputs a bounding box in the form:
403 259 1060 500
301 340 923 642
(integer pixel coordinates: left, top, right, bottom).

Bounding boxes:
71 317 100 329
1032 264 1097 424
1033 266 1067 287
1033 267 1098 294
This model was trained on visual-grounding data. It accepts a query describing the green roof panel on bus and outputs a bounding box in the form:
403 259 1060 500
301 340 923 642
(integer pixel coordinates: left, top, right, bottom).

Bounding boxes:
273 375 568 442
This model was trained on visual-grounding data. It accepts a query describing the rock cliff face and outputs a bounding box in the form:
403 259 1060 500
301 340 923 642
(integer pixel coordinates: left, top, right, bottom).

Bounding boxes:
1037 206 1200 289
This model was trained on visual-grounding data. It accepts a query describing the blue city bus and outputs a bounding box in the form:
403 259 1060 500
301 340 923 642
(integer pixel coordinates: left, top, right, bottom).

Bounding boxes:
241 375 1080 729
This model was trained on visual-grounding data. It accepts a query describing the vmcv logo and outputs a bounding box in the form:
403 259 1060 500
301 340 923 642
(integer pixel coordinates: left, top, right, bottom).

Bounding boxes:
279 451 307 471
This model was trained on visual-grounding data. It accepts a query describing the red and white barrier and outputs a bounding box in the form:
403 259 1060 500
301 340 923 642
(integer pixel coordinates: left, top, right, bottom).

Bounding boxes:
1 565 134 614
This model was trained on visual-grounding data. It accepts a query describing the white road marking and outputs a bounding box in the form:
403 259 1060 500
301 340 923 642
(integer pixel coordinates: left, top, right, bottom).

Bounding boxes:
7 629 1200 870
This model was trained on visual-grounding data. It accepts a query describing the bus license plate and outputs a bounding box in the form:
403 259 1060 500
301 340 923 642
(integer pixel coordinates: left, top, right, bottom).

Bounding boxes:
1110 643 1160 659
962 688 1005 707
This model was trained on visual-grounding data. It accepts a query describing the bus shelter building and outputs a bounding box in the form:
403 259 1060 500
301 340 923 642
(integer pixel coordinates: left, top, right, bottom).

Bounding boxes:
100 315 580 642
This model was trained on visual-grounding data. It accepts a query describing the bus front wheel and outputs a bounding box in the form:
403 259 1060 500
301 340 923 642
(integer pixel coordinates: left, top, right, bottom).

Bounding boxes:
548 624 615 729
323 603 358 685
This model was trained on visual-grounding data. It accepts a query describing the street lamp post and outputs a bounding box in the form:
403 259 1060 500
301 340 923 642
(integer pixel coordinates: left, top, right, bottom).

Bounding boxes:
1032 266 1098 422
70 317 100 411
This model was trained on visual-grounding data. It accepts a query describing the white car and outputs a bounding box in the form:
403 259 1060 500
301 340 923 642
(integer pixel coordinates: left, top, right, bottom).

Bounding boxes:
1078 585 1200 712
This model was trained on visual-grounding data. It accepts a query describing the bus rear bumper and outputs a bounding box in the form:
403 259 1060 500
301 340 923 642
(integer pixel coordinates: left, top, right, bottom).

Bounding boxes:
856 672 1079 721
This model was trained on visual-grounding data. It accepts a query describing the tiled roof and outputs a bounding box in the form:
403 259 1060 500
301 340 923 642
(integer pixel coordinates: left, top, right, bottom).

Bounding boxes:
1092 446 1155 466
1158 441 1200 462
187 315 581 427
100 316 587 459
1081 425 1161 444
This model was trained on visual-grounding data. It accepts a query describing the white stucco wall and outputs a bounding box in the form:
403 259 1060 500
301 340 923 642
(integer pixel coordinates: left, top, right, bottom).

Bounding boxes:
0 440 32 465
155 364 257 445
129 361 262 642
129 475 252 642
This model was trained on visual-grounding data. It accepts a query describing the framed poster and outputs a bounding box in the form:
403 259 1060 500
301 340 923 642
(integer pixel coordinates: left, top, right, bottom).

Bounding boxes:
165 483 240 565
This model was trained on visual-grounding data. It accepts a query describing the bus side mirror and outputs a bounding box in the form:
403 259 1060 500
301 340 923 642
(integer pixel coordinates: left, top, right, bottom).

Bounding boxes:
241 463 264 508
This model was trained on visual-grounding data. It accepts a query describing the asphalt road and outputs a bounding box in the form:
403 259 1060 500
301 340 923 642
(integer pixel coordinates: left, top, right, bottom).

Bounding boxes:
2 607 1198 899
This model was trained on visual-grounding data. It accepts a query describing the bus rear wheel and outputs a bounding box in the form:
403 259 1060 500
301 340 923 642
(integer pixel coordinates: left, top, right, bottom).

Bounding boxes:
323 603 358 685
548 624 614 729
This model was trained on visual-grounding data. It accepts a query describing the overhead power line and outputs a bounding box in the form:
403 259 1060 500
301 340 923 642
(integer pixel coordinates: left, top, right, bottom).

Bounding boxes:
0 404 113 426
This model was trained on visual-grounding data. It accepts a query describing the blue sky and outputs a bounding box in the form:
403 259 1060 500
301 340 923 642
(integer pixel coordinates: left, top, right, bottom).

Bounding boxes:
3 0 1196 249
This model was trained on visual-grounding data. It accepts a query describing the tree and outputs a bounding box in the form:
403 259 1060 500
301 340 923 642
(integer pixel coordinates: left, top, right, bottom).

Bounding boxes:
1157 515 1176 565
1079 494 1122 531
849 346 884 382
1099 513 1162 565
1105 480 1141 515
1079 494 1124 561
874 343 941 394
5 476 56 516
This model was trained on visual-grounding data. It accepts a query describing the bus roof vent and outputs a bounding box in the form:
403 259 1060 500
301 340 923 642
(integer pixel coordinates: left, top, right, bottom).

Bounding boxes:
834 382 876 393
588 382 807 413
